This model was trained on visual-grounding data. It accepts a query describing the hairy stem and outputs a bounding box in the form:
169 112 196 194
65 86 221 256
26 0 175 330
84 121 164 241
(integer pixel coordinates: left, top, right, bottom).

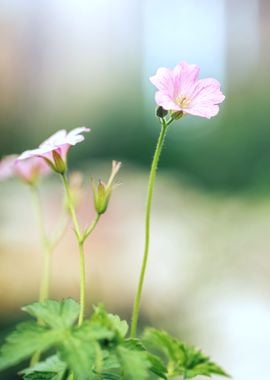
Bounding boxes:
130 118 168 337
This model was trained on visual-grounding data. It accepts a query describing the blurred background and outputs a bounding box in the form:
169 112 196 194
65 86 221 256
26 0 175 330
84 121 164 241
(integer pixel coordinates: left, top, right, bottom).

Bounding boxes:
0 0 270 379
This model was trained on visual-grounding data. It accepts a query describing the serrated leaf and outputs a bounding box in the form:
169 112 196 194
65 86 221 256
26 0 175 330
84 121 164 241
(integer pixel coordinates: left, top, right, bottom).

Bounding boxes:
91 305 128 339
143 328 229 379
95 373 120 380
59 336 96 379
78 320 115 342
22 355 67 380
0 322 61 371
58 320 114 379
23 372 57 380
117 346 150 380
122 338 145 351
102 351 120 370
22 299 80 328
122 338 166 379
146 353 167 379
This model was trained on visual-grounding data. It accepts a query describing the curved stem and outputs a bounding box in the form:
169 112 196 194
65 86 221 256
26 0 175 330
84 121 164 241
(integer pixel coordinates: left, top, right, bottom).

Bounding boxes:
61 173 100 326
130 119 168 337
84 214 100 242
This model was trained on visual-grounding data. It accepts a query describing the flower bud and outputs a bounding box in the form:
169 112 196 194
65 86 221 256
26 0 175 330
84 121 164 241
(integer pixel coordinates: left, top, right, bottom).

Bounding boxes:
171 110 184 120
92 161 121 215
93 180 109 215
156 106 168 118
52 150 66 174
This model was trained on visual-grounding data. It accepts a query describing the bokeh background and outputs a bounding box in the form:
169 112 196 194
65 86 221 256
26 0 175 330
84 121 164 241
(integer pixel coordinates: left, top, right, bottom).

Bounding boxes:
0 0 270 379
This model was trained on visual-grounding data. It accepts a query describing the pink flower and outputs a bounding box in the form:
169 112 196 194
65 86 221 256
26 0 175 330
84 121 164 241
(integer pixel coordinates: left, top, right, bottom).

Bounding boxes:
18 127 90 173
0 154 50 184
150 61 225 119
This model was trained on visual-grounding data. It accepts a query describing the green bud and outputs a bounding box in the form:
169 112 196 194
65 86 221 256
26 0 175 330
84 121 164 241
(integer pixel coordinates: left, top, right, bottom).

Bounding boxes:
52 150 66 174
171 110 184 120
156 106 168 118
92 161 121 215
93 180 110 215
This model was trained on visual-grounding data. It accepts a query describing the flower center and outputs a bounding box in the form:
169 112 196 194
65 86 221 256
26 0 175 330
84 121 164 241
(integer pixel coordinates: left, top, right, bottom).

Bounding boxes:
176 95 190 109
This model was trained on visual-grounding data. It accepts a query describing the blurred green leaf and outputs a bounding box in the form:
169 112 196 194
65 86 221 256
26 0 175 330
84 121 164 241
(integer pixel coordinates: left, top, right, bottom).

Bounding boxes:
0 322 61 371
22 355 67 380
91 305 129 339
143 328 229 379
0 299 81 373
117 345 150 380
22 299 80 328
23 373 57 380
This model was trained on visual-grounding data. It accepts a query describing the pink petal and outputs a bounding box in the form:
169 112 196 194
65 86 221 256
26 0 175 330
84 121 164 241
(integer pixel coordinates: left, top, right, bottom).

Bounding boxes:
155 91 181 111
150 67 176 98
173 61 200 97
190 78 225 105
185 103 220 119
18 149 43 160
58 144 71 160
14 157 50 182
67 127 90 145
40 130 67 148
0 155 17 180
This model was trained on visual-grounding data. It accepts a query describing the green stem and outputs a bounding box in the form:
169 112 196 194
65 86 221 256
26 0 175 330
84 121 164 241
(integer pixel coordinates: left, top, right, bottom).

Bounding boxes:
78 241 86 326
61 173 100 326
39 246 51 302
130 118 168 337
31 186 51 302
30 186 51 366
84 214 100 241
61 174 82 241
30 184 69 366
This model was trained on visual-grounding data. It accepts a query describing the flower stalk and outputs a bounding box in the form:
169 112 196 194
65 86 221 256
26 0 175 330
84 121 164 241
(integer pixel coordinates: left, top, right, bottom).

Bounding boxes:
130 117 170 338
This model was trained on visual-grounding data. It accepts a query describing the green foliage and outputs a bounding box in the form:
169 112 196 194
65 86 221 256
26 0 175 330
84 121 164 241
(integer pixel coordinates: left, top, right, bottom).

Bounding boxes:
0 322 62 371
143 328 230 379
21 355 67 380
116 346 150 380
0 299 230 379
22 299 80 328
91 305 129 339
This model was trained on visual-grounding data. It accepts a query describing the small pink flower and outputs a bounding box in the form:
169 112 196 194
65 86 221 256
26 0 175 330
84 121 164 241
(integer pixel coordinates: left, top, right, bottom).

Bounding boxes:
18 127 90 173
0 154 50 184
150 61 225 119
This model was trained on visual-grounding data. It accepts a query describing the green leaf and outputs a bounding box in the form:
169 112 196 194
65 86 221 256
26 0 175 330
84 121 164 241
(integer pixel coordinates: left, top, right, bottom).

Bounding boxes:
102 351 120 371
91 305 129 339
146 353 167 379
23 373 58 380
58 320 114 379
0 299 80 372
121 338 166 379
0 322 61 371
143 328 229 379
21 355 67 380
22 299 80 328
117 346 150 380
78 320 115 342
59 336 96 379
